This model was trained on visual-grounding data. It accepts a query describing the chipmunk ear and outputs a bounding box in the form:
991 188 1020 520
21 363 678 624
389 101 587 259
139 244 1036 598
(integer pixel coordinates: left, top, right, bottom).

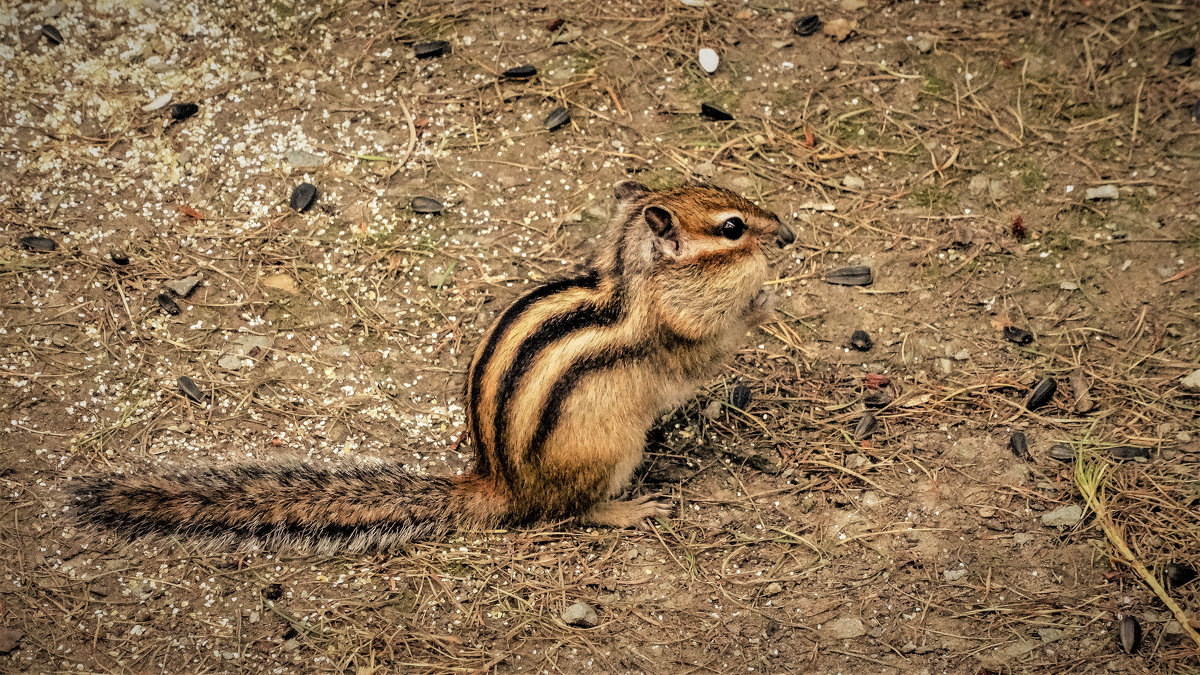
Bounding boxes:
614 180 650 202
644 205 681 259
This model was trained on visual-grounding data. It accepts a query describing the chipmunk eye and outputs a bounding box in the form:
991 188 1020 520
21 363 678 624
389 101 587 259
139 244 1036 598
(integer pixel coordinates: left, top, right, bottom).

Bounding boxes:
720 217 746 240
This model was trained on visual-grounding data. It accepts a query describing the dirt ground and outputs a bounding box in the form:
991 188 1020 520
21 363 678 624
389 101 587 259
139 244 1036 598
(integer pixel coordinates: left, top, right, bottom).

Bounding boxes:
2 0 1199 672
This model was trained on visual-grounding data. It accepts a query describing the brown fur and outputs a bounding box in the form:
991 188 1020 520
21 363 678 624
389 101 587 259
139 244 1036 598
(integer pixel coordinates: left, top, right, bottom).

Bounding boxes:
69 183 792 553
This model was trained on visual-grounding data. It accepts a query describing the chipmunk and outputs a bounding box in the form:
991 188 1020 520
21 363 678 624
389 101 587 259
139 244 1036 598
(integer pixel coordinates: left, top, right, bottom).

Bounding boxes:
70 182 794 554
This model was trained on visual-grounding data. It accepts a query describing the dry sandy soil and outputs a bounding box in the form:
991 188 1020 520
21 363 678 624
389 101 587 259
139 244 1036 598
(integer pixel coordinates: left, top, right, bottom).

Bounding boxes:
2 0 1199 673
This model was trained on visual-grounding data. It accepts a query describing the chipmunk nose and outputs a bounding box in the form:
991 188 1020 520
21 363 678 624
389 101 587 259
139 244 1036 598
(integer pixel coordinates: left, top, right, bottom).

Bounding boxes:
776 222 795 247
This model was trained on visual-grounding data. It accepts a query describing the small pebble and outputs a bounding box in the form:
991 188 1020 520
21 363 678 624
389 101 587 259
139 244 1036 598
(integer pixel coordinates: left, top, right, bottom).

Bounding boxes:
702 400 722 420
164 275 202 298
842 174 865 190
289 183 318 213
698 48 719 73
1041 504 1083 527
1084 184 1119 200
561 602 598 628
414 40 450 59
1180 369 1200 391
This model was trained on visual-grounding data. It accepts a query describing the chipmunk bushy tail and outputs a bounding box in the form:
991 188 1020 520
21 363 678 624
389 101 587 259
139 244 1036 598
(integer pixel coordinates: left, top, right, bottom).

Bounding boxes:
69 459 507 554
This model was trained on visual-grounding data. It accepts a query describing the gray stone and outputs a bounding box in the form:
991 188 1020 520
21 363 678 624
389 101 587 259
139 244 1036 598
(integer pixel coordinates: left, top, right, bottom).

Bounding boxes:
943 568 967 582
287 150 325 168
825 616 866 639
1085 185 1119 200
842 174 865 190
915 38 933 53
562 602 598 628
218 354 244 370
702 400 723 420
968 175 989 193
765 582 783 596
164 274 202 298
1181 370 1200 391
1042 504 1084 527
1038 627 1064 642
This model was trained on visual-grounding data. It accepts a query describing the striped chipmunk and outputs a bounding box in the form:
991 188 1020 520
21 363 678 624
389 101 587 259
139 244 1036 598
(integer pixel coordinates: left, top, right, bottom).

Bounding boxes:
70 181 795 554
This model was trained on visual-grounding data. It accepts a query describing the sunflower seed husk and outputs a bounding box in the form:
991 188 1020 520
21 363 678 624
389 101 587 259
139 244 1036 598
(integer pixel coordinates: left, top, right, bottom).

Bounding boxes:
41 24 63 45
1048 444 1074 461
1118 616 1141 654
824 265 873 286
502 65 537 79
289 182 317 213
177 376 205 403
854 413 879 441
1110 445 1150 461
169 102 199 121
1164 563 1197 589
1192 99 1200 123
1003 325 1033 345
730 383 751 409
19 235 57 252
1168 46 1195 67
543 106 570 130
1008 431 1032 460
793 15 822 36
1026 377 1057 411
157 291 181 316
863 390 892 409
849 329 873 351
414 40 450 59
700 103 733 121
1069 369 1093 413
411 196 444 214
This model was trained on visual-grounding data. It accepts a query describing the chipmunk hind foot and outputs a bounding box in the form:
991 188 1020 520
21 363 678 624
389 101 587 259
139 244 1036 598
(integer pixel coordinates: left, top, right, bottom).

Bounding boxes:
580 494 672 530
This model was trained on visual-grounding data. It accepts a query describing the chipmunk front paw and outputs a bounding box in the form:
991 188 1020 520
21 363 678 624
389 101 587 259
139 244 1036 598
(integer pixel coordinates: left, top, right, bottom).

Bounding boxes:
746 289 776 324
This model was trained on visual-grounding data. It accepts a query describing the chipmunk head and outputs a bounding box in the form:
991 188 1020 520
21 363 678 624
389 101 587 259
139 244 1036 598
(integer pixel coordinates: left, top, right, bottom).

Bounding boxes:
611 181 793 337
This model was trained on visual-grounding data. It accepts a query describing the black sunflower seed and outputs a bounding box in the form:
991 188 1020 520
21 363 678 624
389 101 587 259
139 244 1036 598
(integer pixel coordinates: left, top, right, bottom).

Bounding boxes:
414 40 450 59
1008 431 1032 461
411 196 444 214
849 330 873 351
863 390 892 408
1165 563 1197 589
1191 99 1200 122
41 24 63 45
502 65 537 79
157 292 181 316
177 376 205 403
543 106 570 130
700 103 734 121
1026 377 1057 411
793 15 822 37
854 413 878 441
289 182 317 213
1168 46 1195 67
824 266 873 286
169 103 199 121
730 383 752 409
1003 325 1034 345
1048 444 1074 461
1110 445 1151 461
109 250 130 265
19 235 57 252
1118 616 1141 654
